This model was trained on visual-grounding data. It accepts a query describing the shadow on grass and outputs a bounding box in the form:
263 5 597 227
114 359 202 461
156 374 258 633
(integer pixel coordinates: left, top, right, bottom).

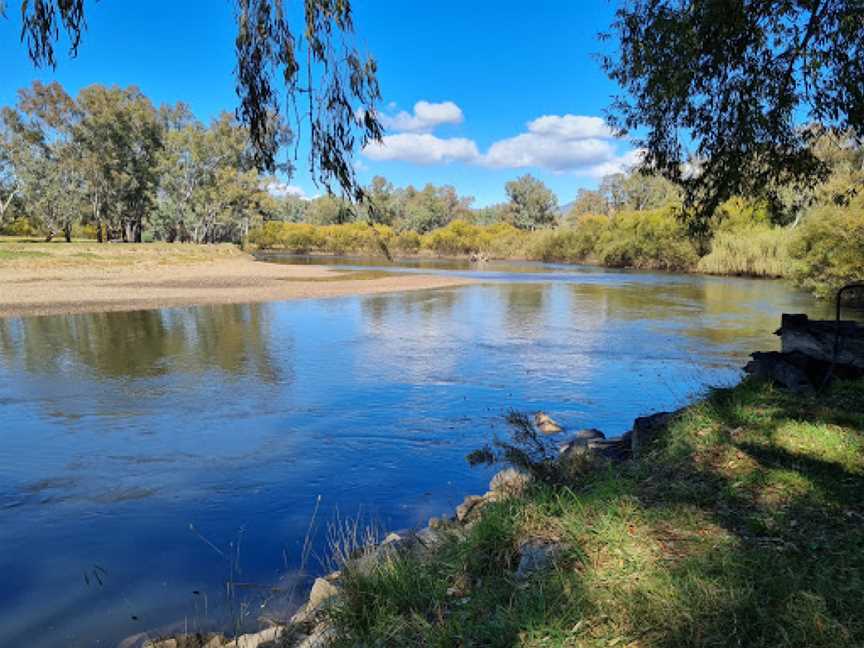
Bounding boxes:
323 378 864 647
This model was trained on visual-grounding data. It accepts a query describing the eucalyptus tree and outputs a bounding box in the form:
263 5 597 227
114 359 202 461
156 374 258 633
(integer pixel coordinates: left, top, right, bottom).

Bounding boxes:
401 184 471 233
504 174 558 230
0 114 21 224
3 81 87 241
155 112 272 243
13 0 383 201
604 0 864 223
74 84 163 242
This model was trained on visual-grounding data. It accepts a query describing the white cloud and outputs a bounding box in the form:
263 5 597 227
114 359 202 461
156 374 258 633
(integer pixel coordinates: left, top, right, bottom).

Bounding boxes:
483 133 616 172
267 181 309 199
582 148 647 178
526 115 615 140
363 133 479 165
379 100 464 132
480 114 623 172
360 105 637 176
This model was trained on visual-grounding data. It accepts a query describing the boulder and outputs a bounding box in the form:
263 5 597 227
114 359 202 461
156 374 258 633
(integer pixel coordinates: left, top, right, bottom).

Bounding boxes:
534 412 563 435
455 494 487 523
233 627 283 648
489 468 532 498
416 526 446 550
515 540 563 579
630 411 673 457
294 623 335 648
573 428 605 441
307 577 339 611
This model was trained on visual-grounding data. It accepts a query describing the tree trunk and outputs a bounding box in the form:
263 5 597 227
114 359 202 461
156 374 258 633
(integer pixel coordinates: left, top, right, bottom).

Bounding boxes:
63 222 72 243
96 221 103 243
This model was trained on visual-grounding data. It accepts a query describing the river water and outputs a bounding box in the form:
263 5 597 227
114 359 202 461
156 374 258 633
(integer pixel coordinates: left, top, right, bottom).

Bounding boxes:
0 258 847 646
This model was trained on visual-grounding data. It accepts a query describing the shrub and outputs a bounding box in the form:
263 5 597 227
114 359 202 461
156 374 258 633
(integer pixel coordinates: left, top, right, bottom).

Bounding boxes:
697 226 793 278
393 230 421 254
421 220 485 256
528 214 608 263
249 222 323 252
0 218 37 237
790 205 864 299
597 208 698 271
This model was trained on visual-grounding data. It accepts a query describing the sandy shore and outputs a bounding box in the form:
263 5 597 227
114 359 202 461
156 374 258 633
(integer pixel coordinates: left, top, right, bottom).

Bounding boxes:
0 256 474 318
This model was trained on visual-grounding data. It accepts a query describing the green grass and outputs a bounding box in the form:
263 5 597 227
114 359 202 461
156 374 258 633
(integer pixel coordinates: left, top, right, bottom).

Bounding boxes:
320 378 864 647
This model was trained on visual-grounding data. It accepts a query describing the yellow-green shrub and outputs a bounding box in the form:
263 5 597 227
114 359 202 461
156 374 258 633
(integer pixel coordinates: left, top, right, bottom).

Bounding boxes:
421 220 486 256
598 209 698 271
528 214 608 263
249 222 323 252
0 218 37 237
790 205 864 298
393 230 421 254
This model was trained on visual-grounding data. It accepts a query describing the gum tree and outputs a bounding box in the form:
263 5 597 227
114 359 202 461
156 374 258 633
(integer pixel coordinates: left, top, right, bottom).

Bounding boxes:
604 0 864 224
13 0 383 201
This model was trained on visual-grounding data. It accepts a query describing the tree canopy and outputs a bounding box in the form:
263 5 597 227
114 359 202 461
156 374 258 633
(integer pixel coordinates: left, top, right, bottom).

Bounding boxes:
12 0 382 200
604 0 864 222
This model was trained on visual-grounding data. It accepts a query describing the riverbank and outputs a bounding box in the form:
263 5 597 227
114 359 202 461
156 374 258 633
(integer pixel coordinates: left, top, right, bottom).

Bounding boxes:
143 375 864 648
308 377 864 647
0 240 474 318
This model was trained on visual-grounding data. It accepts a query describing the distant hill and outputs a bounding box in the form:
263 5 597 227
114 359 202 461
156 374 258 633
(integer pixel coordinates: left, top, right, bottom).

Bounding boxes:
558 200 575 215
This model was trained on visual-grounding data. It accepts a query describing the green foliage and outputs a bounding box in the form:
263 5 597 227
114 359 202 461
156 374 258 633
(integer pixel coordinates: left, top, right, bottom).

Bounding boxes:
0 217 38 237
504 174 558 230
790 205 864 299
604 1 863 223
598 209 698 272
529 214 608 263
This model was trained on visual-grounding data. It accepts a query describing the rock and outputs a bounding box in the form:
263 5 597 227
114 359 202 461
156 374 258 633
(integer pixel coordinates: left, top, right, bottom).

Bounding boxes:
489 468 532 498
534 412 563 435
416 526 446 549
232 626 283 648
515 540 562 579
307 577 339 610
456 494 487 523
573 428 605 441
428 517 447 530
294 623 335 648
630 411 673 457
203 636 227 648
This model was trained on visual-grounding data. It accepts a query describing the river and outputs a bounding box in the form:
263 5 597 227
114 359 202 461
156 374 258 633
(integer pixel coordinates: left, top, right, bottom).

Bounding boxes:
0 259 846 646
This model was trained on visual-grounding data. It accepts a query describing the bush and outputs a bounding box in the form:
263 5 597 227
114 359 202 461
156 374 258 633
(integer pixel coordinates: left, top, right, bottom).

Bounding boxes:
697 226 793 278
393 230 421 254
597 208 698 271
0 218 37 237
528 214 608 263
421 220 486 256
790 205 864 299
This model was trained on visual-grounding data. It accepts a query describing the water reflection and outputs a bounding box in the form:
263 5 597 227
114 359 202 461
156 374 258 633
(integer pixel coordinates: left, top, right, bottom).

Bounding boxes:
0 303 282 382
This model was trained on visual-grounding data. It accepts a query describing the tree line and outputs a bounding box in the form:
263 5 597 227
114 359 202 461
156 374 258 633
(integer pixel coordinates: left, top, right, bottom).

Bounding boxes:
0 81 273 243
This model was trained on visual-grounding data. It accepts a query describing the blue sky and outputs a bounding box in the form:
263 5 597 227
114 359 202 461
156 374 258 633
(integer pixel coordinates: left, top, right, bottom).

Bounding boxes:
1 1 637 206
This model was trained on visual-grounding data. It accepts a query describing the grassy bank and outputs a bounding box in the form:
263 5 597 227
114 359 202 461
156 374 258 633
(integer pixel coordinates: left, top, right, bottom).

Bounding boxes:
319 378 864 647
